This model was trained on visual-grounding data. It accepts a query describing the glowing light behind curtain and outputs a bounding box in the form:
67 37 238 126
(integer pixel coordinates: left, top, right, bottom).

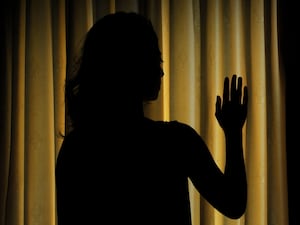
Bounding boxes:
0 0 288 225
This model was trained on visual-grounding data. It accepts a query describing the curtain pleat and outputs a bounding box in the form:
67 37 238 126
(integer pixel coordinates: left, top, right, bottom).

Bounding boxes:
5 0 26 224
51 0 66 155
0 1 289 225
24 1 56 225
266 1 288 225
245 0 268 224
51 2 67 225
0 2 14 225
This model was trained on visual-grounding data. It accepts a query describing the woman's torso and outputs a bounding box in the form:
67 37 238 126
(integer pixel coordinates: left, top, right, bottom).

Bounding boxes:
56 117 194 225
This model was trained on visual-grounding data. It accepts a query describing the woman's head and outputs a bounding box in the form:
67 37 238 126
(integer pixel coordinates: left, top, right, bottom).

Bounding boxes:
66 12 164 128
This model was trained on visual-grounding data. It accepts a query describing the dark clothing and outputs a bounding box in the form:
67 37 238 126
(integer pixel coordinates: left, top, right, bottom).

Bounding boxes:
55 117 211 225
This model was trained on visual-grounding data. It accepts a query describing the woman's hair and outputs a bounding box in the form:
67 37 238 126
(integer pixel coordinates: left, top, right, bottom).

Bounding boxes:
65 12 164 130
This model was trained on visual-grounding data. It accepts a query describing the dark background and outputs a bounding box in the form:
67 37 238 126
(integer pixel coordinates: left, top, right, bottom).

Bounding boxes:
278 1 299 225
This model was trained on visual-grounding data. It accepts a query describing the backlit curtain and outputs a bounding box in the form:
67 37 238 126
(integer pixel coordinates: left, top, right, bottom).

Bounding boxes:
0 0 288 225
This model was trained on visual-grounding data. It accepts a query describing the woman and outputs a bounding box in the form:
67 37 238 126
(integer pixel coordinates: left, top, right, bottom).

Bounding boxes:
55 11 248 225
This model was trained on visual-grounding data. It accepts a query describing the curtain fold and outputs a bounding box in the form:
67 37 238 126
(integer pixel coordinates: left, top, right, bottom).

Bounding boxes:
24 1 56 225
51 0 66 154
266 1 288 225
6 0 26 223
0 0 288 225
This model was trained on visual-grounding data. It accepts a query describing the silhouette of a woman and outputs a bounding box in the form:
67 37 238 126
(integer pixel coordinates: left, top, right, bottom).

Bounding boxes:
56 11 248 225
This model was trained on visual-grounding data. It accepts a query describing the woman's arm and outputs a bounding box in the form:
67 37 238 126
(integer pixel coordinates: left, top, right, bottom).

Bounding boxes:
188 75 248 219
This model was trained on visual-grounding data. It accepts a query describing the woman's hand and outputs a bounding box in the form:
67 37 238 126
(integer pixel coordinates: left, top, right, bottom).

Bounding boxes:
215 75 248 132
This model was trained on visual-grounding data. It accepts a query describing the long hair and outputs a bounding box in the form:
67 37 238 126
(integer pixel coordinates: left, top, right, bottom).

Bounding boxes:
65 12 163 130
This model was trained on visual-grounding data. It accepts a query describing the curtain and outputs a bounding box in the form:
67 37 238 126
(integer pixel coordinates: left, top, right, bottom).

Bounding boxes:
0 0 288 225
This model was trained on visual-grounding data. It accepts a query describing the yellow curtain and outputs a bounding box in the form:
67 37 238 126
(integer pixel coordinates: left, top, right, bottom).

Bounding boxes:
0 0 288 225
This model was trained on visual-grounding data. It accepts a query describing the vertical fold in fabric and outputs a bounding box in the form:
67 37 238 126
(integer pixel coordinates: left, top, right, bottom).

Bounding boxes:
24 0 56 224
266 0 289 225
245 0 268 225
0 1 14 225
161 0 171 121
4 1 26 225
52 0 66 156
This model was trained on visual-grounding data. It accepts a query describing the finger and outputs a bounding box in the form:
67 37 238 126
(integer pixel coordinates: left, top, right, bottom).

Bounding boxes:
223 77 229 104
215 95 221 111
237 76 242 102
231 75 237 101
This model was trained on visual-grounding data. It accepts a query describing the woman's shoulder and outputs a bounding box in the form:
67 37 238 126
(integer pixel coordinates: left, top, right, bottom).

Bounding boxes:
60 129 79 147
56 129 80 160
143 117 199 136
145 116 191 127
